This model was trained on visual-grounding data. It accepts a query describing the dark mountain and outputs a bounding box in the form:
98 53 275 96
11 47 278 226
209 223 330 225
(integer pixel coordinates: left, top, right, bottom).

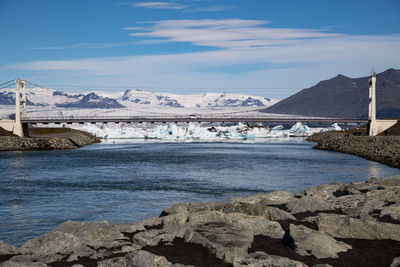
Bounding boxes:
57 93 125 108
262 68 400 118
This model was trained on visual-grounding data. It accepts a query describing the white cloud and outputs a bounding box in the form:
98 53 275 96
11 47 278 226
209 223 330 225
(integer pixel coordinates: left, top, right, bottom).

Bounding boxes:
5 19 400 98
134 2 187 10
126 19 343 49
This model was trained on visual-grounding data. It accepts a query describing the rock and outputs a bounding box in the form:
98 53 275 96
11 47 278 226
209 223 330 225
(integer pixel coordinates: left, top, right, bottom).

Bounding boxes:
0 241 16 255
225 213 285 238
307 132 400 168
97 250 172 267
134 226 187 247
160 204 189 216
184 222 253 264
232 190 295 205
187 210 228 225
234 251 307 267
378 175 400 186
299 183 344 201
0 254 63 266
380 205 400 223
284 224 351 259
20 220 126 255
316 213 400 241
287 196 335 214
391 256 400 267
0 259 48 267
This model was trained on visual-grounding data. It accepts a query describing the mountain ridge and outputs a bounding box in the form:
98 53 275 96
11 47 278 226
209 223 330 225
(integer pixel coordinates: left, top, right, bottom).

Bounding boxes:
0 87 279 109
262 68 400 118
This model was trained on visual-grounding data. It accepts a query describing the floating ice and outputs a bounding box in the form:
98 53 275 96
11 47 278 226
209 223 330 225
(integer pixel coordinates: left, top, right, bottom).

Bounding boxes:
34 121 342 143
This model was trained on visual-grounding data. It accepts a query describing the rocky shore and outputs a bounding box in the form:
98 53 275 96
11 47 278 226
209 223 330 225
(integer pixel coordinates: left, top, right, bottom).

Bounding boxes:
1 174 400 266
307 132 400 168
0 128 100 151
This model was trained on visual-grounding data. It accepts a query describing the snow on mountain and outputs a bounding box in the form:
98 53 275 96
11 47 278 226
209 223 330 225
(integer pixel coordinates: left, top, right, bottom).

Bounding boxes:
0 87 279 109
120 89 278 108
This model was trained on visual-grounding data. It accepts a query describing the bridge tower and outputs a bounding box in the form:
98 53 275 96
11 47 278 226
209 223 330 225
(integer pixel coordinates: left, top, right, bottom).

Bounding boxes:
368 72 377 136
13 79 24 137
367 72 398 136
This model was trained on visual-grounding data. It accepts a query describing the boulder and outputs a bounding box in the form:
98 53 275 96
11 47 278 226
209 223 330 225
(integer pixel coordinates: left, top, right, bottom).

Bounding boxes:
284 224 351 259
20 220 126 255
380 205 400 223
316 213 400 241
0 241 16 255
391 256 400 267
184 222 253 264
299 182 344 201
223 203 296 221
287 196 335 214
225 213 285 238
378 175 400 186
234 251 307 267
232 190 295 205
97 250 172 267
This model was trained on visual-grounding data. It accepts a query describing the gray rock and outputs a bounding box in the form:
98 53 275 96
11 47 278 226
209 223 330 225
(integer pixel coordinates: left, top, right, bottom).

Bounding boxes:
391 256 400 267
225 213 285 238
378 175 400 186
184 222 253 264
20 220 125 255
287 196 335 214
286 224 351 259
161 204 189 216
234 251 307 267
97 250 171 267
380 205 400 222
299 182 344 201
0 241 16 255
316 213 400 241
232 190 295 205
0 260 48 267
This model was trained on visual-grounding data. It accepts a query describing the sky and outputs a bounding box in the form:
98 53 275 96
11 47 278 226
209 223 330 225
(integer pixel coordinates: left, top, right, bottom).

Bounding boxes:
0 0 400 99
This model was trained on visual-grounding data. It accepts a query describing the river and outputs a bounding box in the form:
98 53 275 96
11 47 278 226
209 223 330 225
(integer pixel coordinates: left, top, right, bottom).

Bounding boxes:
0 139 399 246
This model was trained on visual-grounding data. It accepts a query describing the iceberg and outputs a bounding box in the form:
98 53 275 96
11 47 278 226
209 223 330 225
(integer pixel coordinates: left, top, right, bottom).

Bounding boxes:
33 121 342 143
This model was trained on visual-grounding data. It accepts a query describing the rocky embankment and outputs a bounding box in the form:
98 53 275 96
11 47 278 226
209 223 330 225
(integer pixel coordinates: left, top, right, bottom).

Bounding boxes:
0 128 100 151
307 132 400 168
1 175 400 267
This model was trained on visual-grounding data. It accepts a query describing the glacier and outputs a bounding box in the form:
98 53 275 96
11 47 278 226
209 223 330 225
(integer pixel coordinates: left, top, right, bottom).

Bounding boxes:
34 122 341 143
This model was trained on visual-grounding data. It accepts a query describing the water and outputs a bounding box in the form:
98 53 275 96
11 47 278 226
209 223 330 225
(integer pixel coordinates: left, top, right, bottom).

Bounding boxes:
0 140 399 246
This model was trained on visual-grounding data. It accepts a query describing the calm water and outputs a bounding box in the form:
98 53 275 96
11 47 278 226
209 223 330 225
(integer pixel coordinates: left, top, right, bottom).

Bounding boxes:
0 140 399 246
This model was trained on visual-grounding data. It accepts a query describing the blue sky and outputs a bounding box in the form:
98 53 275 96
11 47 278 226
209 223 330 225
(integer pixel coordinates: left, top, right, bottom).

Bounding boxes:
0 0 400 98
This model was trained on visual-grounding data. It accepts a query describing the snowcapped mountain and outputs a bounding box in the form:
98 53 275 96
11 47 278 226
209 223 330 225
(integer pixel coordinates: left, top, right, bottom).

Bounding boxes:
119 89 278 108
0 87 278 109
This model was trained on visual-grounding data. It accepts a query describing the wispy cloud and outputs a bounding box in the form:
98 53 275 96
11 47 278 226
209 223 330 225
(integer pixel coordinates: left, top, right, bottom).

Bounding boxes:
187 5 235 12
29 42 136 50
133 2 187 10
125 19 342 49
132 1 235 12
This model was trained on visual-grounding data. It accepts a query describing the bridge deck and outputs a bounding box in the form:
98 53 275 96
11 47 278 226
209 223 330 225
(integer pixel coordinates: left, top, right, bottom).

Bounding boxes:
21 116 368 124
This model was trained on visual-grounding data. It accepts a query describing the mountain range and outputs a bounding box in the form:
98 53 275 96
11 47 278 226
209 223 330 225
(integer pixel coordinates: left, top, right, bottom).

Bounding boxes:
0 88 278 109
262 68 400 118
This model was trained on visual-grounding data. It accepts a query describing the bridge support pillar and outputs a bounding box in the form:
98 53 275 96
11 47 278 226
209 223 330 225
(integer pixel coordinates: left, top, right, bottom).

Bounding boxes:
368 72 398 136
13 79 24 137
21 80 27 120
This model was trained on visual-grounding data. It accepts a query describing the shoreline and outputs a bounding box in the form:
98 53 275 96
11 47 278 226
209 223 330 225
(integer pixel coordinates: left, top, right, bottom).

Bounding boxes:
1 174 399 266
307 131 400 168
0 127 100 151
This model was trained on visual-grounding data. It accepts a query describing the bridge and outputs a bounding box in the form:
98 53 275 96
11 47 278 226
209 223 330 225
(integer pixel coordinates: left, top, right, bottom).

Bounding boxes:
0 76 395 137
21 116 367 125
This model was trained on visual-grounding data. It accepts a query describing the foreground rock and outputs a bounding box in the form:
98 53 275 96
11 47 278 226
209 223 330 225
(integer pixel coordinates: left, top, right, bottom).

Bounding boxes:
0 127 99 151
307 131 400 168
1 175 400 266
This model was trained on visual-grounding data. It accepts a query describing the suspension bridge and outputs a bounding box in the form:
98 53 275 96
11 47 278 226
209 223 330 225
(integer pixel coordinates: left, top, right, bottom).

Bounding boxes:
1 76 394 138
